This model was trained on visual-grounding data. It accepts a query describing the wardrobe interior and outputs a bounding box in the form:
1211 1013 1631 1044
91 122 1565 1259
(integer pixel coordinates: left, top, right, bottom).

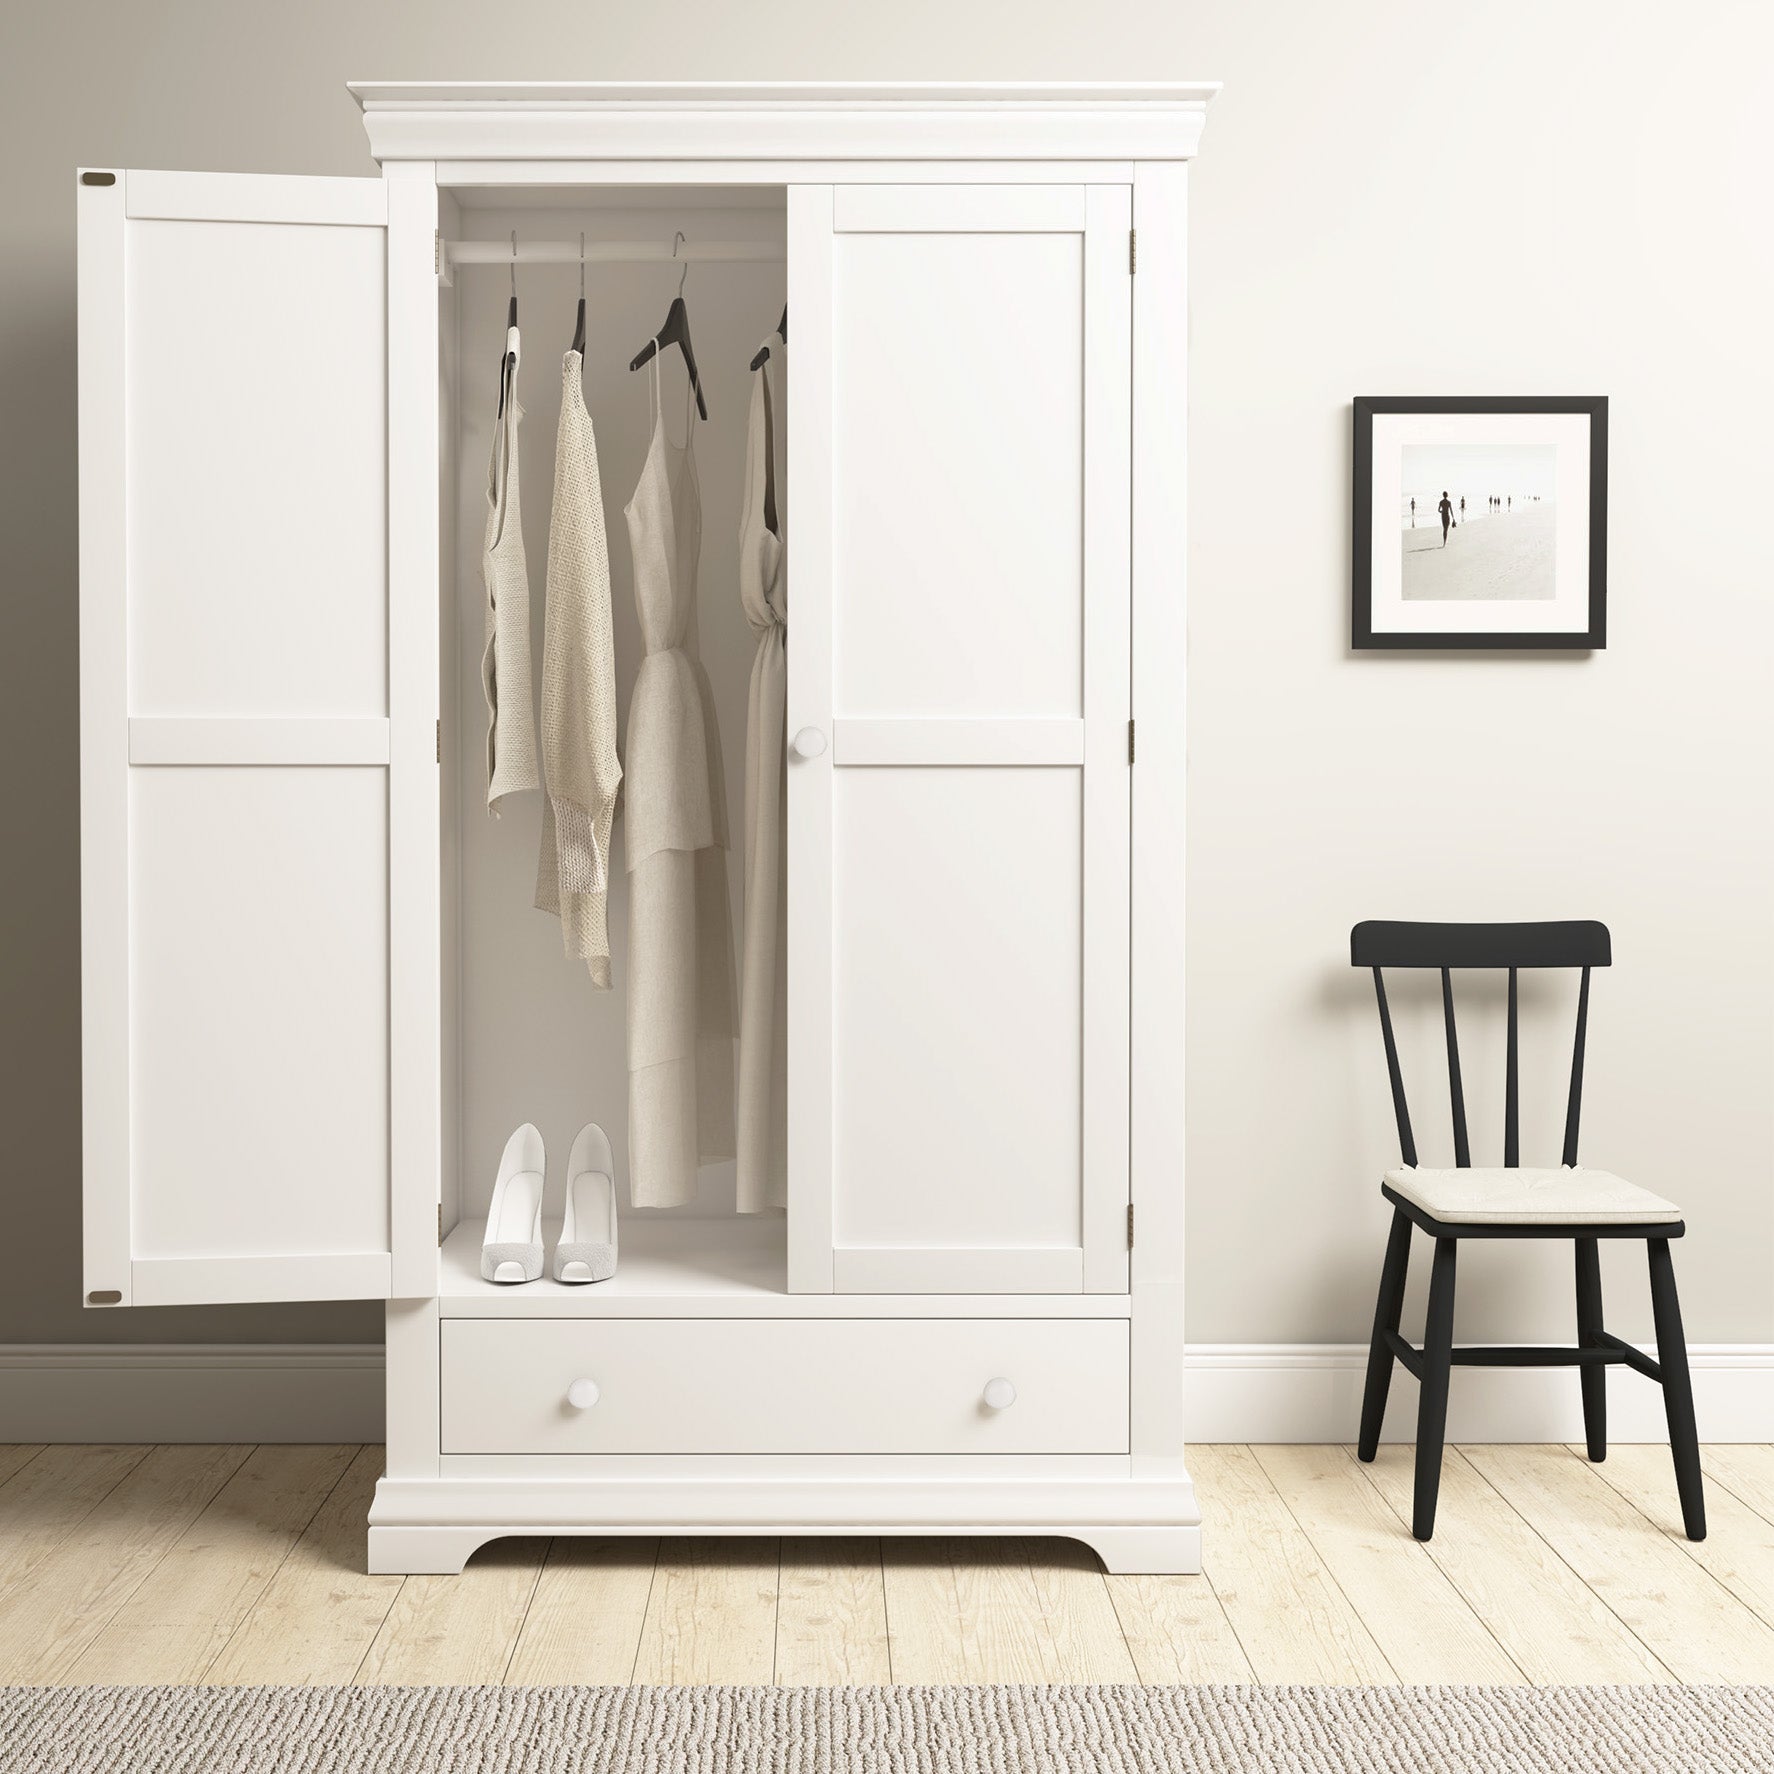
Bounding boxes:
437 185 788 1293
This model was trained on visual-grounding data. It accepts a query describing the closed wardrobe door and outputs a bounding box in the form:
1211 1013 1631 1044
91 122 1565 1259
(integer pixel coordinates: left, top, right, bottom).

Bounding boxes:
77 169 437 1307
787 183 1132 1295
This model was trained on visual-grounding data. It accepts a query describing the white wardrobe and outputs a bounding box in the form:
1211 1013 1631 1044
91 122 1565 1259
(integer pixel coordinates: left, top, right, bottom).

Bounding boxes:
75 82 1214 1575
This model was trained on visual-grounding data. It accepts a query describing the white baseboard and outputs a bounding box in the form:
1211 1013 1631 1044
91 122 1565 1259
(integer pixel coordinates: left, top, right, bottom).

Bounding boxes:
1185 1343 1774 1444
3 1342 1769 1446
0 1345 384 1443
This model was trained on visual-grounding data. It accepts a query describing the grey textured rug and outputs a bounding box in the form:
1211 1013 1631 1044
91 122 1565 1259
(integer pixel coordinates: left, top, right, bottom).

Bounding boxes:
4 1684 1774 1773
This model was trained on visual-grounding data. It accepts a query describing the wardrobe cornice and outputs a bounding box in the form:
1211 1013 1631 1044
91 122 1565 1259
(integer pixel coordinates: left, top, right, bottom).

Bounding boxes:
348 81 1219 165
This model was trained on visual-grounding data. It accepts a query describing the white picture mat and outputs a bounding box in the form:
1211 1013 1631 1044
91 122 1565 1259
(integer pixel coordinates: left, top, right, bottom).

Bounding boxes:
1368 410 1592 634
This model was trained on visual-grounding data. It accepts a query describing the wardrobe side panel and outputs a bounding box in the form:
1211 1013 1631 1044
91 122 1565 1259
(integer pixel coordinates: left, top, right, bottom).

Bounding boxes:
386 162 444 1300
1129 162 1190 1474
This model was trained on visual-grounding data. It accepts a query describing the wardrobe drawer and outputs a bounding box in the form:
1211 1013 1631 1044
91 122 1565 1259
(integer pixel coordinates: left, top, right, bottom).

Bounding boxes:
440 1318 1129 1455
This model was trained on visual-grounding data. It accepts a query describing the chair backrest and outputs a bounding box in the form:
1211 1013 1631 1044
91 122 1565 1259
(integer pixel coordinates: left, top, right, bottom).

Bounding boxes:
1350 920 1612 1170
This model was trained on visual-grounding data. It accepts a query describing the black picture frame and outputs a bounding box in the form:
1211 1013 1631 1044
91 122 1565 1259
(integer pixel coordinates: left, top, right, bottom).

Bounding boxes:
1351 396 1608 650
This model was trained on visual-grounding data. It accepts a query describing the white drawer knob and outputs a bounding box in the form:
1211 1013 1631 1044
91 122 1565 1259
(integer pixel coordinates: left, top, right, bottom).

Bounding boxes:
567 1378 601 1410
792 726 828 760
982 1377 1017 1411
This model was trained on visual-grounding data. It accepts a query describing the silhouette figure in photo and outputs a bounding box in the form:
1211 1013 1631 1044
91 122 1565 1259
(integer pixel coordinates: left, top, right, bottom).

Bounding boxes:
1439 490 1453 546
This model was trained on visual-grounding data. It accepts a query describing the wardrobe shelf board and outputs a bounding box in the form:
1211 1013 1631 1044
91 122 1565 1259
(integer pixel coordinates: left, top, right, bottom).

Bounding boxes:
438 1220 1133 1319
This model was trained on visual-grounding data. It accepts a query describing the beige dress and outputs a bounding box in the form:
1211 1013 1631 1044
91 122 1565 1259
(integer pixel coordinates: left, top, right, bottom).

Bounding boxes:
481 338 540 812
535 349 621 988
735 332 787 1212
622 355 737 1207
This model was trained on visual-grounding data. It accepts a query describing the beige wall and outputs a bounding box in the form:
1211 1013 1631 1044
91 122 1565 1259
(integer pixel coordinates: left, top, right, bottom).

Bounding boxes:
1 0 1767 1349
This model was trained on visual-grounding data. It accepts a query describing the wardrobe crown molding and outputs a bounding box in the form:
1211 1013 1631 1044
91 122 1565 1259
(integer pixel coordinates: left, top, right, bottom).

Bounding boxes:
348 81 1221 165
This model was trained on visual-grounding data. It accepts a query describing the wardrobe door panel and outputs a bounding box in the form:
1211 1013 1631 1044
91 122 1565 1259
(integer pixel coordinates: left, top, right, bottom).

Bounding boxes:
789 182 1132 1296
832 767 1083 1280
77 169 427 1308
831 227 1084 719
125 216 388 718
128 767 391 1287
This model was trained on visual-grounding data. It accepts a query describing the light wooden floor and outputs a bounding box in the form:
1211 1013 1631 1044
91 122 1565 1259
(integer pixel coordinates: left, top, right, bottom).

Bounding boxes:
3 1443 1773 1685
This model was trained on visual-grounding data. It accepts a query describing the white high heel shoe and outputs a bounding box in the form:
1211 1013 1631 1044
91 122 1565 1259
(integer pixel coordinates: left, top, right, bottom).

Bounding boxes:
481 1123 546 1284
555 1122 618 1284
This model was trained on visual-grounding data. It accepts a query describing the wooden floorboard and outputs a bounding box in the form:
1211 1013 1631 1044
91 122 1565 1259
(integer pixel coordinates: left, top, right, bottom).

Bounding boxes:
774 1538 891 1685
0 1444 250 1686
1462 1443 1774 1684
68 1445 354 1686
1579 1443 1774 1640
354 1538 548 1686
631 1539 780 1685
1358 1443 1670 1683
205 1447 401 1685
3 1443 1771 1687
1189 1443 1397 1683
1251 1444 1522 1682
504 1538 661 1686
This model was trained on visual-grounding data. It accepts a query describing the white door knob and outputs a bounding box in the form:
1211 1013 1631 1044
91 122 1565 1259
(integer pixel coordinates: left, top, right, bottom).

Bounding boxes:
982 1377 1017 1411
567 1378 601 1410
791 726 828 759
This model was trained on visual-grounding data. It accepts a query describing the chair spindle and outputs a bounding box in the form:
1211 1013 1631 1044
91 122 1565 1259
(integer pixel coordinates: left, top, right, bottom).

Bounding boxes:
1562 965 1591 1166
1441 967 1470 1168
1372 967 1417 1167
1504 966 1519 1168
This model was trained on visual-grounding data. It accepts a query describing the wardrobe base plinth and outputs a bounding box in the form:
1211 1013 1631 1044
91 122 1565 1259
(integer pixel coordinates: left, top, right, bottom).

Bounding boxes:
366 1475 1204 1575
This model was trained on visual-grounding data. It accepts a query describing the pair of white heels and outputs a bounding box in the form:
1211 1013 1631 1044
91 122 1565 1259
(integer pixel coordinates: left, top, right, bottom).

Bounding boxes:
481 1122 618 1286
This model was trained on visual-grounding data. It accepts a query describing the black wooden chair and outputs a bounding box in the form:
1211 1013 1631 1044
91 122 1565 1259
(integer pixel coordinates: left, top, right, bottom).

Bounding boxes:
1351 920 1704 1543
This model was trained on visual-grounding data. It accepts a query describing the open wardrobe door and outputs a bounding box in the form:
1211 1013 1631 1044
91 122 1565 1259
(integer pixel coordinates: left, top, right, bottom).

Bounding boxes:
786 183 1133 1297
77 168 435 1307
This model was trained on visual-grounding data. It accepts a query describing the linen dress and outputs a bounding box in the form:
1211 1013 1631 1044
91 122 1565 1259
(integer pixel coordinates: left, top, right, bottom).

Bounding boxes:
534 349 622 988
735 332 788 1213
481 340 540 812
622 355 737 1206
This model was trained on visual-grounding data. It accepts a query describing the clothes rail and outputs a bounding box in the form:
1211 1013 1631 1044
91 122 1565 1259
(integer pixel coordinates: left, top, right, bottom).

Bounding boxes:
445 240 781 269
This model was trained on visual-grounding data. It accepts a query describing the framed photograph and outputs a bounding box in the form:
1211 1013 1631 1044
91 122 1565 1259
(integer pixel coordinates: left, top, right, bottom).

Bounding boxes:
1352 396 1607 649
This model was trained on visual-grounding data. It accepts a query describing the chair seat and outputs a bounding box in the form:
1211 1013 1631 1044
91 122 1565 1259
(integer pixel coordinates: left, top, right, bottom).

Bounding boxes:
1382 1165 1681 1225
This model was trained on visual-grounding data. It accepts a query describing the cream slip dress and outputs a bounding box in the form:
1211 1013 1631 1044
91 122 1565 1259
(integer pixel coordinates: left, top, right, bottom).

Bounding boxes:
535 348 621 988
735 329 788 1213
481 333 540 812
622 351 737 1207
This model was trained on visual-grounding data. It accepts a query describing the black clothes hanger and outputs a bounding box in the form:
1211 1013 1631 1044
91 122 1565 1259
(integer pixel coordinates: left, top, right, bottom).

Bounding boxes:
629 232 708 421
498 231 519 417
749 305 788 373
570 232 587 356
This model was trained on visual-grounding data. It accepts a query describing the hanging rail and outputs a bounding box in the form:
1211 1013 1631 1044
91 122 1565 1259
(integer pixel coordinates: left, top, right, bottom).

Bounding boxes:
444 239 781 269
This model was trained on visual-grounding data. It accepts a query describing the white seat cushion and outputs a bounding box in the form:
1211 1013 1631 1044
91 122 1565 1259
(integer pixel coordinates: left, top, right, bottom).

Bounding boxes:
1383 1165 1681 1225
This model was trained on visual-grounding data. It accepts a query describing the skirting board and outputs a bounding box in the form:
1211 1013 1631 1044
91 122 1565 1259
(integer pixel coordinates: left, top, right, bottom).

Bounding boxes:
1185 1344 1774 1445
1 1342 1769 1445
0 1345 385 1443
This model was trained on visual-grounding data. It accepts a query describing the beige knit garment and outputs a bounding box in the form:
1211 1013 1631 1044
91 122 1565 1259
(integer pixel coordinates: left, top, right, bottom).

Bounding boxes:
534 350 621 988
622 358 737 1207
480 351 540 812
735 335 787 1212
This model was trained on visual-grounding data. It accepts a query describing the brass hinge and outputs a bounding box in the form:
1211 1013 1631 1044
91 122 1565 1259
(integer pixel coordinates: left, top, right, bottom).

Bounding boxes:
1128 718 1136 764
1129 228 1137 274
436 719 441 763
434 230 441 276
1126 1203 1135 1248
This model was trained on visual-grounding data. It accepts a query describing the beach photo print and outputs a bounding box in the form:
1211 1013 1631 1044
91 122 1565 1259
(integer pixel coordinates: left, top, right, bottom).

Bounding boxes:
1351 397 1607 649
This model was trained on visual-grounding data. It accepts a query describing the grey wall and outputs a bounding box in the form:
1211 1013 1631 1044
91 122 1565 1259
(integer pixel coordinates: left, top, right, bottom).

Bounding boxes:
2 0 1768 1350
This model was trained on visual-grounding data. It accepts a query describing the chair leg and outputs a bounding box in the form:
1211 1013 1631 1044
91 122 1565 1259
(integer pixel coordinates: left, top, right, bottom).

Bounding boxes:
1574 1237 1606 1462
1647 1237 1706 1542
1413 1236 1458 1541
1358 1209 1413 1461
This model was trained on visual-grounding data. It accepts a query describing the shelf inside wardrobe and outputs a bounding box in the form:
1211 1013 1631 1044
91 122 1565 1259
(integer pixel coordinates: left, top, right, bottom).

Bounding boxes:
440 1215 789 1315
